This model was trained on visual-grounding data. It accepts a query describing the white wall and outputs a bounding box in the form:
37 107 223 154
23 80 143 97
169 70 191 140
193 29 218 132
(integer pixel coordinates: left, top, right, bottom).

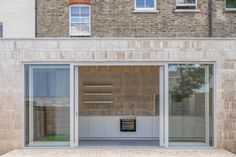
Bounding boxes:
0 0 35 38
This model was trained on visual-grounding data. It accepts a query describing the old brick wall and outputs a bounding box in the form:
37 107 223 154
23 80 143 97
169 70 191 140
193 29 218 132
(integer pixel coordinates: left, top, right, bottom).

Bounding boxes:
212 0 236 37
0 39 235 154
36 0 69 37
36 0 236 37
36 0 210 37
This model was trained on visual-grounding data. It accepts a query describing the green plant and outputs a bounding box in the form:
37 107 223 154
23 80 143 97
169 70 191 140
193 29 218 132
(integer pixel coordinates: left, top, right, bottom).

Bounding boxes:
170 67 205 102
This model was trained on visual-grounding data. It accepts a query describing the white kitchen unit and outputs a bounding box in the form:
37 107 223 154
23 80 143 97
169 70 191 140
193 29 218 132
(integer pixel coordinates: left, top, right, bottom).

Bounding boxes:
79 116 159 140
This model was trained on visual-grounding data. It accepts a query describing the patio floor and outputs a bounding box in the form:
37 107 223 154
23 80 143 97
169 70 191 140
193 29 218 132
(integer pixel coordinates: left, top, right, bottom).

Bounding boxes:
1 148 236 157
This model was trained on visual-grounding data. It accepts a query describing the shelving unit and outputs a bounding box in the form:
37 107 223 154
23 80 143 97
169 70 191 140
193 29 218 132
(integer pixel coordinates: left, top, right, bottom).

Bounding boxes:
82 84 113 113
83 85 113 88
84 101 113 104
84 93 113 96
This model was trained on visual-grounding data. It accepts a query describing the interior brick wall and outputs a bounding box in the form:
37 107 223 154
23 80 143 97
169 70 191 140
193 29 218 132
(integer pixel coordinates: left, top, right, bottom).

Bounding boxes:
79 66 160 116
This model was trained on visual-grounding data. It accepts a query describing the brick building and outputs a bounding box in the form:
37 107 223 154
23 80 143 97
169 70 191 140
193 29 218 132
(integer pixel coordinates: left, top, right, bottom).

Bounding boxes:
0 0 236 156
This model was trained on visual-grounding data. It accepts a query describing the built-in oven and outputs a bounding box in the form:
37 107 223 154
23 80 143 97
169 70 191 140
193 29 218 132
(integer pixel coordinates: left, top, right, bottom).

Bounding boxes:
120 119 136 132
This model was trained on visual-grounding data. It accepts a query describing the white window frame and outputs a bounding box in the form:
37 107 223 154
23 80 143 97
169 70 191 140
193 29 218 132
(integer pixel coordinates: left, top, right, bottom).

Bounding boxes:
225 0 236 11
69 4 91 37
23 64 73 147
166 63 216 148
0 22 3 38
135 0 156 11
176 0 198 10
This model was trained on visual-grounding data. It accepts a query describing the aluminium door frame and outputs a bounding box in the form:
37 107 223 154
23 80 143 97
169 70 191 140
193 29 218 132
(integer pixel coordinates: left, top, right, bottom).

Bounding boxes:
22 61 216 149
23 64 72 147
166 63 216 148
73 61 167 148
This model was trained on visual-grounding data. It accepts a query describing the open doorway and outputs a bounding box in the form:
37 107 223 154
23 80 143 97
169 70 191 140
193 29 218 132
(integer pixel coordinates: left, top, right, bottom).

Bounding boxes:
77 66 162 147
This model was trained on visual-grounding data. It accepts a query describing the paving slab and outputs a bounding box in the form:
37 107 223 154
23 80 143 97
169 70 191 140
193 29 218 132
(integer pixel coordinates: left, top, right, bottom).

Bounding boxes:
1 148 236 157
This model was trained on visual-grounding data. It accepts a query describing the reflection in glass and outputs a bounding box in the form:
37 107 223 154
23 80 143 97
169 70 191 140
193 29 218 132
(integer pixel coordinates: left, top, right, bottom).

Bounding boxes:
136 0 145 8
136 0 155 8
176 0 196 9
176 0 196 4
25 65 70 146
146 0 155 8
71 7 80 16
169 64 213 146
81 7 89 16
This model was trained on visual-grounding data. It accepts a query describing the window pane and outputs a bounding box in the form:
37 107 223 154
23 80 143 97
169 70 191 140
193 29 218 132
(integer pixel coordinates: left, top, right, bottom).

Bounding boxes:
176 5 196 9
80 23 90 34
25 65 70 147
71 17 89 23
71 7 80 16
136 0 145 8
71 23 80 35
80 17 90 23
0 24 2 38
177 0 196 4
146 0 155 8
176 0 196 9
169 64 214 146
71 23 89 36
70 5 90 36
226 0 236 8
71 17 80 23
81 7 89 17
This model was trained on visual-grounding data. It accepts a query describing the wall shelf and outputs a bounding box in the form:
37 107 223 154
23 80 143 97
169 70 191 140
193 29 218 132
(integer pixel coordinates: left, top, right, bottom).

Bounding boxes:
84 101 113 104
84 93 113 96
82 83 113 109
83 85 113 88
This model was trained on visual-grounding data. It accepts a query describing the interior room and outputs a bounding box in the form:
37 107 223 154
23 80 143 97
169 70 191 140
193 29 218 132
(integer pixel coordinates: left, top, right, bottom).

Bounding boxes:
78 66 161 146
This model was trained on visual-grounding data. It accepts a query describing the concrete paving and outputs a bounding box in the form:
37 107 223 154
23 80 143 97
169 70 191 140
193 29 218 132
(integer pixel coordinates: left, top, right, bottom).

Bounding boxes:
1 148 236 157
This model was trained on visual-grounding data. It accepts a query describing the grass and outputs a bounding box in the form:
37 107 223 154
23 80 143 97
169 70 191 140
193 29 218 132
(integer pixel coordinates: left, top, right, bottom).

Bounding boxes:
226 0 236 8
39 135 70 141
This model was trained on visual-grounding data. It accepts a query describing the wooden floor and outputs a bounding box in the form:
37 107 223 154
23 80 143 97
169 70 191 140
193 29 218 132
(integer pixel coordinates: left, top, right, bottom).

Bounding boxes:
2 148 235 157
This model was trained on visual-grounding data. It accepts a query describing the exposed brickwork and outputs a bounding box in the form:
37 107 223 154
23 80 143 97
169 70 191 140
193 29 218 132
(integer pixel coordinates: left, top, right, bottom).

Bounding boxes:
36 0 211 37
212 0 236 37
36 0 69 37
68 0 91 5
79 66 159 116
0 39 236 154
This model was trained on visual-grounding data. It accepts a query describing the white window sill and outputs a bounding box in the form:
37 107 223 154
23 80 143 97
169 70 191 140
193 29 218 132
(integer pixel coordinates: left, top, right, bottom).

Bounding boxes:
70 35 91 37
133 10 160 13
174 9 200 13
225 8 236 12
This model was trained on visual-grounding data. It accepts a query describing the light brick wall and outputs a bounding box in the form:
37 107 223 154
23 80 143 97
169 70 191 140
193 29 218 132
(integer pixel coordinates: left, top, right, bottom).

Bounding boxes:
0 38 235 154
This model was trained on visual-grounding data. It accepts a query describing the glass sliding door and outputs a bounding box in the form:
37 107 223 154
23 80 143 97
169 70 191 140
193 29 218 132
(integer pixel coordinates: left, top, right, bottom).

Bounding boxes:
25 65 70 147
168 64 214 147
